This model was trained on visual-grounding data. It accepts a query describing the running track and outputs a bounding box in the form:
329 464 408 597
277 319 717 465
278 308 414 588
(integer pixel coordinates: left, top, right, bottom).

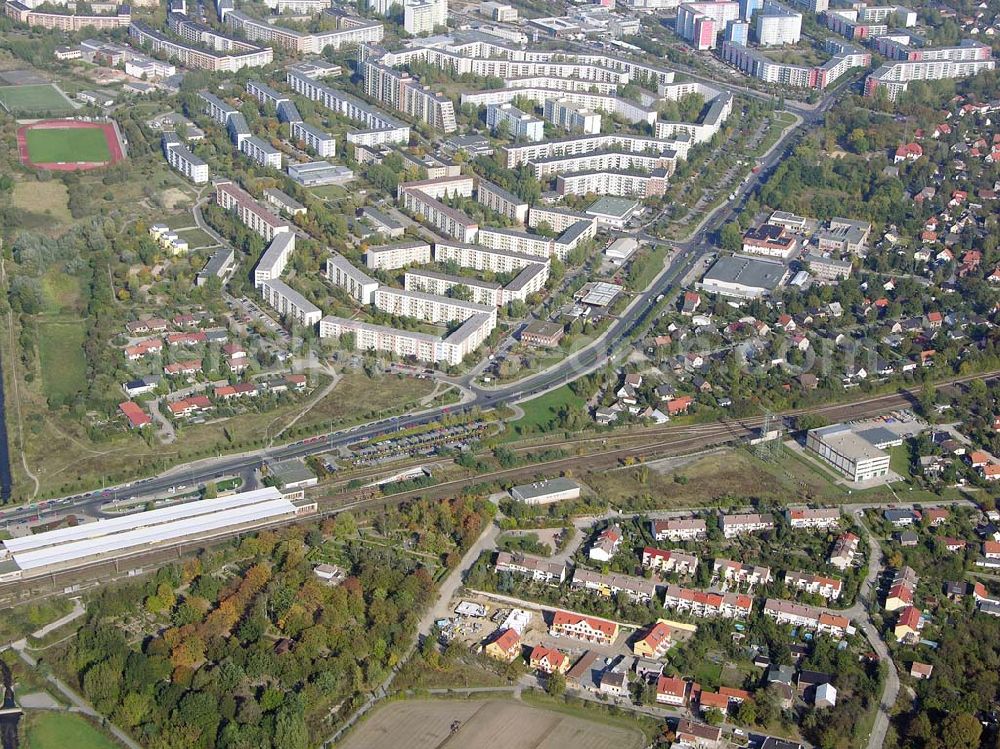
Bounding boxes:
16 118 125 171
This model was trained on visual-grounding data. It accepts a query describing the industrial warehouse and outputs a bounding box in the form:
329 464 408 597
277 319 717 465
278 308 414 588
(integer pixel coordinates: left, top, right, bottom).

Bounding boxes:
0 487 316 581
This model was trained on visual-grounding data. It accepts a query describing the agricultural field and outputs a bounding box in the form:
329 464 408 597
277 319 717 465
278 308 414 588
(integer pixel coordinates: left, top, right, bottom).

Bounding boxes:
25 127 111 164
21 711 119 749
0 83 74 113
339 699 645 749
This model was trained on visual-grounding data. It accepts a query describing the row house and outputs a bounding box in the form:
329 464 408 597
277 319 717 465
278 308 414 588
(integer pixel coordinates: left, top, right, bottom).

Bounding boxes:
662 584 752 619
651 517 706 542
828 532 860 571
167 394 212 417
713 559 772 587
124 338 163 361
784 570 843 600
163 359 202 377
885 566 918 611
719 512 775 538
787 507 841 530
494 551 566 584
571 568 657 604
763 599 851 637
549 610 619 645
642 547 699 576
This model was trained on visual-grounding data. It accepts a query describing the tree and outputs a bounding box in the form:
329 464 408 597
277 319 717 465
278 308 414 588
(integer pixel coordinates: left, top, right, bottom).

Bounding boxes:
546 671 566 697
736 698 757 726
720 222 743 253
940 713 982 749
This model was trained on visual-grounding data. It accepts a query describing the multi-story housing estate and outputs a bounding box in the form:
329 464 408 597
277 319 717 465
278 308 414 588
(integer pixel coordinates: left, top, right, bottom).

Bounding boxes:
784 571 843 600
130 21 273 71
571 569 657 603
763 599 851 637
476 179 528 224
864 40 995 100
486 103 544 141
477 227 556 260
828 532 860 571
549 611 619 645
677 1 740 49
404 0 446 34
787 507 841 530
161 133 208 183
404 270 501 307
362 60 457 132
291 121 336 157
397 176 478 242
254 232 296 288
713 559 772 587
325 253 379 305
365 241 433 270
286 67 410 145
494 551 566 584
652 518 707 542
499 133 690 174
5 2 130 30
755 0 801 46
662 584 753 619
225 10 383 54
215 181 292 242
260 279 321 327
373 286 496 326
720 39 869 89
556 169 670 199
240 135 282 169
543 98 601 134
527 206 595 234
642 547 699 576
719 512 775 538
467 88 656 127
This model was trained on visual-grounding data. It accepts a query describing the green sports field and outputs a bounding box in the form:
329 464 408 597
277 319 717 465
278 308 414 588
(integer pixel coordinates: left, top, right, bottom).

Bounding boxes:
25 127 112 163
0 83 74 113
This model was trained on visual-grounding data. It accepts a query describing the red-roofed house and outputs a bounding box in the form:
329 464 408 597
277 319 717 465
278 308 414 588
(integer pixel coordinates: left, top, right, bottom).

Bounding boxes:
895 142 923 163
894 606 923 642
118 401 151 429
633 621 674 659
484 628 521 662
665 396 694 416
656 675 689 706
529 646 569 674
550 611 619 645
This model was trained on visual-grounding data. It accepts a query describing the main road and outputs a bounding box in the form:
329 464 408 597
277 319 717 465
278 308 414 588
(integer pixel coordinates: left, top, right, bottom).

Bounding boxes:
0 81 847 525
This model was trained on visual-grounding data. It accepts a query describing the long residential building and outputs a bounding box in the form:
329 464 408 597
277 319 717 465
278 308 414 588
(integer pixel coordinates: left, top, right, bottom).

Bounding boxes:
476 179 529 224
325 253 379 304
787 507 841 529
549 610 619 645
365 241 433 270
255 233 296 288
404 269 501 307
161 132 209 183
652 518 707 542
291 121 336 157
720 39 870 89
240 135 282 169
4 2 130 30
260 279 321 327
719 512 774 538
864 42 995 100
642 547 699 576
129 21 273 71
494 551 566 584
468 88 655 128
225 10 383 54
662 584 753 619
215 181 292 242
763 598 852 637
500 133 690 172
714 558 772 586
286 67 409 146
373 286 496 325
362 60 457 132
397 187 478 242
319 310 494 366
784 570 843 600
556 169 670 199
572 568 657 603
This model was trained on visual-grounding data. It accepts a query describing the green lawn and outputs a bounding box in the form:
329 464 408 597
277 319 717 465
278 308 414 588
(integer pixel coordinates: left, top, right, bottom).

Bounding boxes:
22 711 120 749
0 83 74 113
37 320 87 402
26 127 111 164
511 384 586 435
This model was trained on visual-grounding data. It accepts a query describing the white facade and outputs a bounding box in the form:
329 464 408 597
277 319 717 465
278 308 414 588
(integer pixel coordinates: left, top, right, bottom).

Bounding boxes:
255 232 296 288
240 135 282 169
164 139 208 183
403 0 446 34
216 182 292 242
291 121 336 157
486 103 544 141
326 253 379 304
543 98 601 134
755 0 801 46
365 241 433 270
260 279 321 327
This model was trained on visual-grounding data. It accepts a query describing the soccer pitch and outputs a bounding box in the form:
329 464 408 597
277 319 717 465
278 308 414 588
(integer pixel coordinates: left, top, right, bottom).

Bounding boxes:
0 83 74 113
25 128 112 163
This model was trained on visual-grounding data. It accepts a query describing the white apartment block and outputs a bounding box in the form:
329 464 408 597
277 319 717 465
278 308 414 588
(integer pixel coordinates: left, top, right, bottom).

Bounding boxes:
486 103 544 141
662 584 752 619
246 78 289 108
528 206 595 234
467 88 655 127
404 0 446 34
500 133 689 171
291 121 336 157
373 286 496 325
433 240 544 275
129 21 273 72
652 518 707 542
225 10 383 54
215 182 292 242
240 135 282 169
404 269 501 307
763 599 851 637
477 178 528 224
260 279 321 327
865 56 996 100
642 547 699 576
556 169 669 199
477 227 555 260
500 262 548 305
784 571 843 600
787 507 841 530
286 68 409 145
494 551 565 584
254 232 296 288
365 241 433 270
543 98 601 135
162 134 208 184
399 189 478 242
325 253 379 305
362 60 457 133
199 90 237 125
719 513 775 538
755 0 801 46
399 175 474 200
713 559 772 587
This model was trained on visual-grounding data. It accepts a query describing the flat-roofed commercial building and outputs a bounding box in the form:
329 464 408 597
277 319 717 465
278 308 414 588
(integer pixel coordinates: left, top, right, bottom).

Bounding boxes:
0 488 315 580
806 423 892 482
510 478 581 504
325 253 379 304
698 254 790 299
288 161 353 186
